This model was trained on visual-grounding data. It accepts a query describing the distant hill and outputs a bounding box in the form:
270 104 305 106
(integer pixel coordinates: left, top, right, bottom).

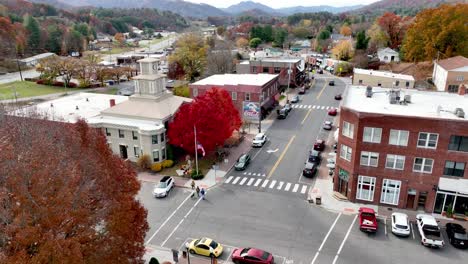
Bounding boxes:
350 0 458 16
277 5 364 15
222 1 279 15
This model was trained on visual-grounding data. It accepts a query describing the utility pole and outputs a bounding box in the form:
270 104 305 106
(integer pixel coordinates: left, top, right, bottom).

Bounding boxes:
14 45 23 81
287 62 292 101
194 125 199 174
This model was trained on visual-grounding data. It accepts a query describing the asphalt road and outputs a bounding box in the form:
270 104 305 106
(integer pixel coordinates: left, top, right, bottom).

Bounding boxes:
139 73 468 264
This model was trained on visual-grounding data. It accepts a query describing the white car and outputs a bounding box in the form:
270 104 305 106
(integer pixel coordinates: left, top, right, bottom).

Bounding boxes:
391 212 410 237
252 133 267 147
152 176 174 198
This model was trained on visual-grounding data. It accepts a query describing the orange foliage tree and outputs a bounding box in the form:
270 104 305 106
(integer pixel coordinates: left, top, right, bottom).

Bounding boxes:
0 117 148 263
377 12 411 50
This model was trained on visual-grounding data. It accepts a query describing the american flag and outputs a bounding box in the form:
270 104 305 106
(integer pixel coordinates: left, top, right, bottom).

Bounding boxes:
197 142 205 156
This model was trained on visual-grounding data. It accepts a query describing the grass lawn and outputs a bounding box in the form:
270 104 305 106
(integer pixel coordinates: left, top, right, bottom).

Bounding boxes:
0 81 82 100
90 87 119 95
162 157 216 178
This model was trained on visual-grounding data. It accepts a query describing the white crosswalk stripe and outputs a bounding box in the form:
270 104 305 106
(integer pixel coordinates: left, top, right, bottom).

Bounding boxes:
225 176 234 184
301 185 308 194
247 178 255 186
292 184 299 193
269 180 277 189
312 105 317 109
254 179 262 186
239 177 247 185
321 106 325 109
326 106 330 110
261 180 269 188
277 181 284 190
307 105 312 109
232 177 241 184
284 183 292 191
262 174 266 177
247 172 252 176
243 172 247 175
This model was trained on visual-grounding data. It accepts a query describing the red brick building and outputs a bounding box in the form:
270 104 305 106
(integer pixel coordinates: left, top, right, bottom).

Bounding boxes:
189 74 280 122
335 86 468 215
236 58 305 87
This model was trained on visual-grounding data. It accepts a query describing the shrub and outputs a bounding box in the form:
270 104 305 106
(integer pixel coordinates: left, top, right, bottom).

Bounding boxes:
36 79 45 85
162 159 174 168
191 169 204 180
149 258 159 264
68 82 78 88
151 162 163 172
136 154 151 169
52 81 65 87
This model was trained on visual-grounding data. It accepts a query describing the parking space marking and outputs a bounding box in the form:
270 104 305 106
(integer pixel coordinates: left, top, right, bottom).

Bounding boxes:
254 179 262 187
247 178 255 186
277 181 284 190
239 177 247 186
292 184 299 193
301 185 307 194
332 214 358 264
311 213 342 264
284 183 292 191
384 218 387 236
225 176 234 184
411 222 415 239
232 177 241 184
269 180 277 189
262 180 269 188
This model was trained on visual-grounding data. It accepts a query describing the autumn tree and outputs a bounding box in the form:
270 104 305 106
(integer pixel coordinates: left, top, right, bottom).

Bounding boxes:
0 116 148 263
402 3 468 62
332 40 354 61
377 12 411 50
169 33 208 81
291 27 310 39
167 61 185 80
236 37 249 49
168 88 241 155
339 25 352 37
206 40 234 75
367 23 388 54
114 32 125 47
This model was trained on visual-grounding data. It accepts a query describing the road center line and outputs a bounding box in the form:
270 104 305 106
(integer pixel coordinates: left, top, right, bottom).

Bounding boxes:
310 213 342 264
301 109 312 125
316 79 328 99
268 135 296 178
332 214 358 264
145 191 195 245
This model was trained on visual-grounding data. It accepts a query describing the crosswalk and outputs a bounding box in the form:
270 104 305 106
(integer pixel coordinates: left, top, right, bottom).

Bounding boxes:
242 172 266 177
291 104 334 110
224 176 309 195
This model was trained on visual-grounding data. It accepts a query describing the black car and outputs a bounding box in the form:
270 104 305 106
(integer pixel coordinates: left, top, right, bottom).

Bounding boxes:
318 69 323 74
329 80 335 86
302 162 317 178
234 154 251 171
446 223 468 249
308 150 321 165
334 94 342 100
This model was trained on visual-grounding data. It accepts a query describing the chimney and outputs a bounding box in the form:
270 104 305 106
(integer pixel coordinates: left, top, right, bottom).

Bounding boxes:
75 106 79 110
458 84 466 96
110 99 116 107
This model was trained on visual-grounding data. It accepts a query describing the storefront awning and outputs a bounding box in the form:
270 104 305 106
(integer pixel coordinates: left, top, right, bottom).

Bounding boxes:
438 177 468 195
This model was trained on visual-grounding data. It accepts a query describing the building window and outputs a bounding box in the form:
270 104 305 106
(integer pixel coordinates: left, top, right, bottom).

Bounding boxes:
231 92 237 101
356 176 376 201
405 81 410 87
105 128 111 136
161 133 165 142
359 80 363 85
378 82 382 87
193 88 198 97
456 76 464 81
448 135 468 152
340 144 352 161
380 179 401 205
448 85 459 93
134 146 140 157
263 67 269 73
152 135 159 144
413 157 434 173
252 66 257 73
342 121 354 139
360 151 379 167
363 127 382 143
162 148 166 160
395 80 400 87
444 161 465 177
245 92 251 101
389 129 409 146
132 131 138 140
274 67 281 73
385 154 405 170
417 132 438 149
153 150 160 162
118 129 124 138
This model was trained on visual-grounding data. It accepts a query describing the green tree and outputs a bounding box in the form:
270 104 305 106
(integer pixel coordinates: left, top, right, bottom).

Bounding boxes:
46 25 63 54
292 27 310 39
355 30 369 50
318 30 331 40
169 33 208 81
273 28 288 47
249 37 262 48
24 15 40 53
74 23 89 38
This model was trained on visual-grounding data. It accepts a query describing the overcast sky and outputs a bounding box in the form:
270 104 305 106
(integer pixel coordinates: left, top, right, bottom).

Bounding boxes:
184 0 380 9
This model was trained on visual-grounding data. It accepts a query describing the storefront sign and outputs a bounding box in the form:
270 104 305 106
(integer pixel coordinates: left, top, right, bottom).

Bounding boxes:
243 102 260 121
339 168 349 182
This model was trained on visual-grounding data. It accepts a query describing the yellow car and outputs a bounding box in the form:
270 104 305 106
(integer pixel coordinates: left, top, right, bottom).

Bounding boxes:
186 237 223 257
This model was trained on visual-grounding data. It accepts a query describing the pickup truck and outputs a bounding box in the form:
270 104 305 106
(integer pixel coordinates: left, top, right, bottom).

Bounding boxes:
416 214 444 248
358 207 378 233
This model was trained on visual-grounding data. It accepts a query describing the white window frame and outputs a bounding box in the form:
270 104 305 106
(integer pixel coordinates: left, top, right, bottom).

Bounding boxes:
385 154 405 170
231 91 237 101
193 88 198 97
342 121 354 139
360 151 379 167
134 146 140 158
380 179 401 205
245 92 250 101
356 175 376 201
363 127 382 143
340 144 352 161
389 129 409 146
152 150 160 162
417 132 438 149
456 76 464 81
413 157 434 173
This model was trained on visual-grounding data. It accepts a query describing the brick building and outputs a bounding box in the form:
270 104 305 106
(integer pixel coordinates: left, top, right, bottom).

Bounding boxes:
432 56 468 93
236 58 305 87
334 85 468 215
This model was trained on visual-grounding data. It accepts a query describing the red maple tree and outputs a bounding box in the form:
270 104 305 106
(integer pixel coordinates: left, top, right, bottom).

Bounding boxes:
377 12 411 50
168 87 242 154
0 117 148 263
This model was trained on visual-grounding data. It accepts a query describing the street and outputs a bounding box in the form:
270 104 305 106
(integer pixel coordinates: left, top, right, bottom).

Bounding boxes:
138 74 468 264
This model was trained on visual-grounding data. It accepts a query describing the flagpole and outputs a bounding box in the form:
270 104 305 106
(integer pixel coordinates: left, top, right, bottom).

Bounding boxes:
194 125 199 174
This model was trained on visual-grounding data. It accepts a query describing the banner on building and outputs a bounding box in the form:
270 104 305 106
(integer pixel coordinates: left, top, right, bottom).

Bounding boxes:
243 102 260 121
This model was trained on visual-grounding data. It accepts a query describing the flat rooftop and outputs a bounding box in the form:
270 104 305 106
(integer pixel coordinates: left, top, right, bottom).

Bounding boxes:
354 68 415 81
253 58 302 63
192 74 278 86
343 86 468 121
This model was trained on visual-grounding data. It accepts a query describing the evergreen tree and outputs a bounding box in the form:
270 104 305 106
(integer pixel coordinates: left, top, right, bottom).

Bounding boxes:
24 15 41 53
46 25 63 54
355 30 370 50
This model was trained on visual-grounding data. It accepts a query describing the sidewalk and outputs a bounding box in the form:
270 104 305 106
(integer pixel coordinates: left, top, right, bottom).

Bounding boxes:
144 245 210 264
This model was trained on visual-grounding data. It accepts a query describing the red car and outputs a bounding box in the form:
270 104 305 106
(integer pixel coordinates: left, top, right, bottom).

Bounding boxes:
328 108 338 116
298 87 305 94
358 207 378 233
313 139 325 151
232 248 274 264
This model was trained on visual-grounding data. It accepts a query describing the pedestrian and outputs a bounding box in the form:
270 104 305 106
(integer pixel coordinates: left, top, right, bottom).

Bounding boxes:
200 188 205 200
191 180 195 190
196 186 200 197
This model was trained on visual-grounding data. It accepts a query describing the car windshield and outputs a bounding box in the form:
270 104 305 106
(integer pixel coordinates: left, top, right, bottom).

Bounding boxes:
239 155 247 162
454 232 468 240
261 251 270 260
396 224 408 229
240 248 250 256
209 241 218 248
255 135 263 140
157 182 167 188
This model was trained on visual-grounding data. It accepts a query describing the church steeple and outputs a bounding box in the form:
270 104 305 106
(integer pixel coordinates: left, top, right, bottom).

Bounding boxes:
133 58 167 98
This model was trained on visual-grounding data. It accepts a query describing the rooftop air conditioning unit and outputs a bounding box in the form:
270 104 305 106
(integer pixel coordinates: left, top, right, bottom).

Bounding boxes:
455 108 465 118
404 95 411 103
366 86 373 97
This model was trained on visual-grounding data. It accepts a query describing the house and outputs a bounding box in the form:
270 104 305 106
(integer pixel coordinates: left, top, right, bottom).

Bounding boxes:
88 57 192 162
377 48 400 63
330 33 351 44
335 85 468 213
352 68 415 88
432 56 468 93
236 58 305 87
19 52 56 67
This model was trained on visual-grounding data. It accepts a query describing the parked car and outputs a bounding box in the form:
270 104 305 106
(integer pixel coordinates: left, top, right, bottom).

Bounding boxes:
322 121 333 130
290 95 299 103
318 69 323 74
277 108 288 119
329 80 335 86
252 133 267 147
328 108 338 116
234 154 251 171
416 214 444 248
298 87 305 94
283 103 292 113
231 247 274 264
186 237 224 257
446 223 468 249
391 212 410 237
313 139 325 151
302 162 318 178
308 150 321 165
359 207 378 233
152 176 174 198
334 94 342 100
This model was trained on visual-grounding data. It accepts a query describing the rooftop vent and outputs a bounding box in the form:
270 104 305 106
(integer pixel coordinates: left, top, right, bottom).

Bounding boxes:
50 103 53 107
86 98 89 102
388 90 401 104
75 106 79 110
366 86 373 97
404 95 411 103
455 108 465 118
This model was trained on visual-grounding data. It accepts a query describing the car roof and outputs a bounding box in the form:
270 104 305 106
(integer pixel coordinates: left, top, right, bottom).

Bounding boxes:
246 248 268 259
315 139 324 143
198 237 212 245
255 133 265 137
305 162 316 169
310 150 320 156
392 213 408 225
416 214 438 225
447 223 465 231
161 176 172 182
